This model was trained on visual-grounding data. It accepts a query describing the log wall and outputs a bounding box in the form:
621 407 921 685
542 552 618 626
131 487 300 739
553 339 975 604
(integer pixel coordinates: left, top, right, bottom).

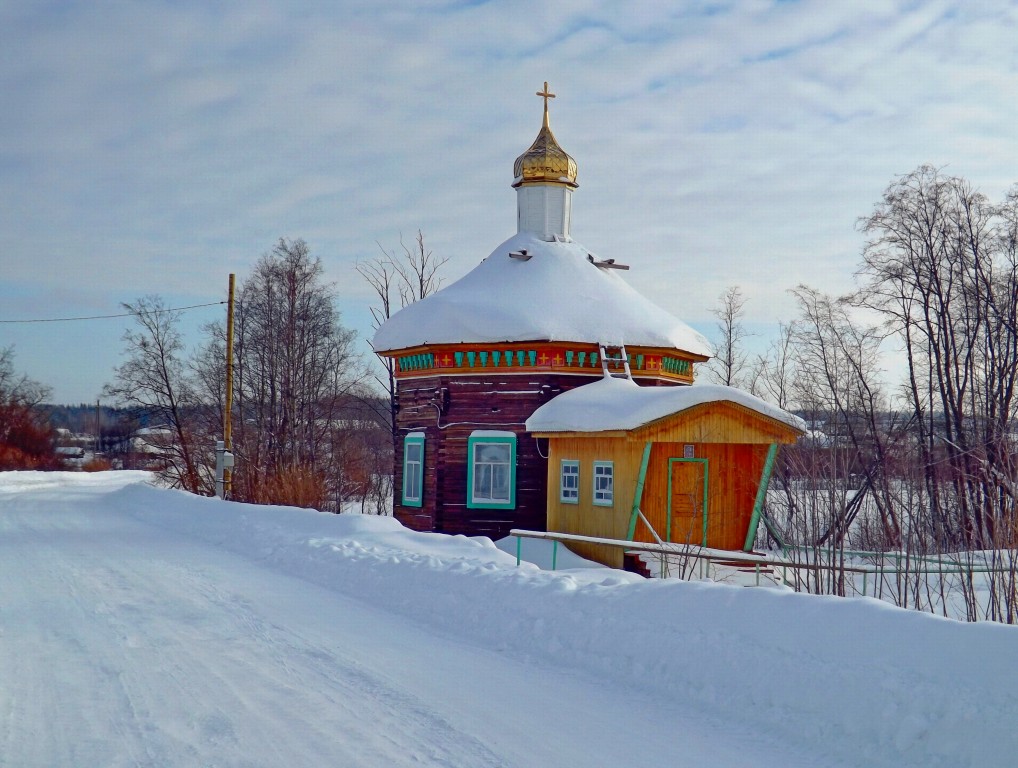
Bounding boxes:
392 372 607 539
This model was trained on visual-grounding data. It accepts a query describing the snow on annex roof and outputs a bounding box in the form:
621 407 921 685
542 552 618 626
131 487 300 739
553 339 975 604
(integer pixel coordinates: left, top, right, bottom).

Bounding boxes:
371 231 712 357
526 375 806 434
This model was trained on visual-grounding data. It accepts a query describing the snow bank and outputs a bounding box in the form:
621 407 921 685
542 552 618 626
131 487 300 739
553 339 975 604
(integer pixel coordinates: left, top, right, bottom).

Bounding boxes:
97 475 1017 768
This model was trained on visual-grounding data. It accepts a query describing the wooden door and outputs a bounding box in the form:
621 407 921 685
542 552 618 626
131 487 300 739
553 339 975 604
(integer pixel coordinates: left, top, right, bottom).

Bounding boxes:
669 459 708 546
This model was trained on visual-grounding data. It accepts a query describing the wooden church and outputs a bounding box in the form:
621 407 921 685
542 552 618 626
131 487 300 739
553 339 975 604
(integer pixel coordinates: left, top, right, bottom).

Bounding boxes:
373 84 802 557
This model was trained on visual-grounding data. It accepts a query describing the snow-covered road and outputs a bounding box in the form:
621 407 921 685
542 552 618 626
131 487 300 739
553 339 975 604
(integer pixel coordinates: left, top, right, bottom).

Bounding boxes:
2 472 1015 767
1 473 788 767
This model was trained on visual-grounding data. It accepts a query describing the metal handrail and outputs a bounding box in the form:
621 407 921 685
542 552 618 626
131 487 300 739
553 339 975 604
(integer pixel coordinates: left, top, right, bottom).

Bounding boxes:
509 529 1018 594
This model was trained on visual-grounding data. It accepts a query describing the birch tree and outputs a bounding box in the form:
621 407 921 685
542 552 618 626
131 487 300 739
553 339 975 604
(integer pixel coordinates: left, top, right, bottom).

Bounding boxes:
104 297 204 492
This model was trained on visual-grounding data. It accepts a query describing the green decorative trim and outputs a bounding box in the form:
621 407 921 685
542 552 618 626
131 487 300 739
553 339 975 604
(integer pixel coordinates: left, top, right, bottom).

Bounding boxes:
744 444 779 551
393 346 695 376
661 357 692 375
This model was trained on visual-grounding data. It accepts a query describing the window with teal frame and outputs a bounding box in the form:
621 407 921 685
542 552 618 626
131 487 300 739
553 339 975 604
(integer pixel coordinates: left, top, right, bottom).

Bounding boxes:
560 460 580 503
402 432 425 507
467 431 516 509
593 461 614 506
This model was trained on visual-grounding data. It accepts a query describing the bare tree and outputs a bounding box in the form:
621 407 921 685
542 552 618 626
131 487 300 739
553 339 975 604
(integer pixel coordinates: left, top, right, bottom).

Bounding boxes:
223 238 361 510
748 322 795 410
0 346 57 470
791 286 901 549
707 285 749 387
356 230 448 450
103 297 204 492
859 166 1018 550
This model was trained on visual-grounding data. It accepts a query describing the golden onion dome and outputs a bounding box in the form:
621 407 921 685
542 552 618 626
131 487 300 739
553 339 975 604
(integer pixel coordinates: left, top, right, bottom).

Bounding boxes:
512 82 578 189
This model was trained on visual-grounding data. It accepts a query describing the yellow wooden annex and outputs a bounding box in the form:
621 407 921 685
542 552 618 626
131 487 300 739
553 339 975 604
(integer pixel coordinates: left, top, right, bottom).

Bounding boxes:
526 377 804 568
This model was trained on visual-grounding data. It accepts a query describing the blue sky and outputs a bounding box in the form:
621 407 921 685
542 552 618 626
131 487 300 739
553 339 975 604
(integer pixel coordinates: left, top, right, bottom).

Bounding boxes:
2 1 1017 403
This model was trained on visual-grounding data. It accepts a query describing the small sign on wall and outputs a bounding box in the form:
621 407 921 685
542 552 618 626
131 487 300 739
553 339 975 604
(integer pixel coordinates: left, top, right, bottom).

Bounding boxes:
683 444 695 458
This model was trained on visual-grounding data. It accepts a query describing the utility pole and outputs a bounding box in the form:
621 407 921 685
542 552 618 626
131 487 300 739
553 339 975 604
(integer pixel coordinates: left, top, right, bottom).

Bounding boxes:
223 273 236 497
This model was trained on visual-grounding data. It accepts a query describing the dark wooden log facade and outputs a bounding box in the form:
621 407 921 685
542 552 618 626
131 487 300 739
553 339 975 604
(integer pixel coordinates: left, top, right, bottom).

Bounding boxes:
393 372 602 539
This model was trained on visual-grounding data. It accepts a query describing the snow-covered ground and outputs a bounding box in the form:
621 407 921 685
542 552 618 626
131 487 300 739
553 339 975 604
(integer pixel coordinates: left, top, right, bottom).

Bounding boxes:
1 472 1014 767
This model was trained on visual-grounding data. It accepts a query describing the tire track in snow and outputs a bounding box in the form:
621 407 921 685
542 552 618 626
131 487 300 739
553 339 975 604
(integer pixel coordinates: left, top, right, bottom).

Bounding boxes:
1 500 508 767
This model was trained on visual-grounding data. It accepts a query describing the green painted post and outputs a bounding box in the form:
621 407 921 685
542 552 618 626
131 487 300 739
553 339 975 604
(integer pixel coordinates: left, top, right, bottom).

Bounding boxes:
701 462 709 547
552 540 558 571
627 443 654 541
665 464 673 543
516 536 521 567
743 444 779 552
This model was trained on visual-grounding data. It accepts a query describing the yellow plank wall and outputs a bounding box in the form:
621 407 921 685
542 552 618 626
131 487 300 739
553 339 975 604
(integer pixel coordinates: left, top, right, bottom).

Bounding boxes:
541 402 800 567
631 402 799 445
546 437 641 568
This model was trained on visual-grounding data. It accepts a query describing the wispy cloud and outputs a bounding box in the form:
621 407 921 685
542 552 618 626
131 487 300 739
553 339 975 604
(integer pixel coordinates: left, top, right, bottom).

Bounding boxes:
1 0 1017 400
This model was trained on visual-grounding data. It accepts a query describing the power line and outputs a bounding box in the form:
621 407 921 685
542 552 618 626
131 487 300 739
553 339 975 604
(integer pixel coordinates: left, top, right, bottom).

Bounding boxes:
0 300 227 324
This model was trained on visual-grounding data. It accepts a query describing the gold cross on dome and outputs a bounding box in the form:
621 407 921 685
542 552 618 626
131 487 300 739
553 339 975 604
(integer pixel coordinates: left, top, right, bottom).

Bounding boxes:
537 81 556 110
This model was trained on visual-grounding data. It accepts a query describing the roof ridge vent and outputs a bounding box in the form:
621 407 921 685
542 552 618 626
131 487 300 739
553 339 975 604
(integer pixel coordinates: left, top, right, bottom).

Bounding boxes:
587 254 630 271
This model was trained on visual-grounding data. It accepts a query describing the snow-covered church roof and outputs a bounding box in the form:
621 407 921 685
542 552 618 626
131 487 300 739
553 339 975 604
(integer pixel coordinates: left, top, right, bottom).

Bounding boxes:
526 375 806 434
372 231 711 355
372 84 711 359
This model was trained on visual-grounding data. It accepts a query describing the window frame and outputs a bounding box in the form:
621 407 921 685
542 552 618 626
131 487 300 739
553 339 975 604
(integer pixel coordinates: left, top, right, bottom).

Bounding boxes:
466 431 517 509
402 432 425 507
592 460 614 507
560 459 580 504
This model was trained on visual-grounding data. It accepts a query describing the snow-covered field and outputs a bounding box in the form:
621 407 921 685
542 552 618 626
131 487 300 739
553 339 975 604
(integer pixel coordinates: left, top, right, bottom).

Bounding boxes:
1 472 1015 767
